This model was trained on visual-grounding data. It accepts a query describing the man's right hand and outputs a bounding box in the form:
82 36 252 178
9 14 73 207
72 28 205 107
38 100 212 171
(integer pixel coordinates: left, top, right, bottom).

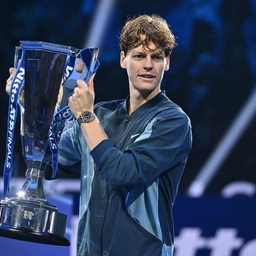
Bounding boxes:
6 67 25 105
6 68 16 95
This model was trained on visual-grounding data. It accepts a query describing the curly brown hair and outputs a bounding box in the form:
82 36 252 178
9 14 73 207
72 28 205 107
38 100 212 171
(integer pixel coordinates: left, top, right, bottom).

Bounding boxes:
119 14 177 56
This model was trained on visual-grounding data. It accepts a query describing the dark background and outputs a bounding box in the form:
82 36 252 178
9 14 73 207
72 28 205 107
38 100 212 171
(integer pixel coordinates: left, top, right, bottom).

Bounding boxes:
0 0 256 196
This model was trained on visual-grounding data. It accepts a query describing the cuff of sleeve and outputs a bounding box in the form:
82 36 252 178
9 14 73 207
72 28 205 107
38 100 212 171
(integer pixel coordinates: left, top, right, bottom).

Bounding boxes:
90 139 114 168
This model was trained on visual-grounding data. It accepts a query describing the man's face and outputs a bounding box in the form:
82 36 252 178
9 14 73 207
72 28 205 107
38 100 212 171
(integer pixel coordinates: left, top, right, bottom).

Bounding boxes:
120 41 170 97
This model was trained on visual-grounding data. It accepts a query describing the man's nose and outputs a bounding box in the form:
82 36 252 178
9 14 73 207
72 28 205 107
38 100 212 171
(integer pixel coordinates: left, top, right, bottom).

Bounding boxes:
144 57 153 70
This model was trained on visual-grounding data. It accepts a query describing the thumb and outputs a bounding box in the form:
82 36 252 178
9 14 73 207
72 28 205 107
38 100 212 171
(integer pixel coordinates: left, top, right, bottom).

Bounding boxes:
76 79 87 89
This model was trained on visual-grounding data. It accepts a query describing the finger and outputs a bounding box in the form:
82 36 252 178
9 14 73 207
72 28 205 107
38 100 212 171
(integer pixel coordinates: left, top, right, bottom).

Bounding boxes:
6 74 13 84
6 78 13 95
73 87 78 95
77 76 95 95
6 68 16 84
9 67 16 75
76 79 87 89
6 81 11 95
68 95 73 106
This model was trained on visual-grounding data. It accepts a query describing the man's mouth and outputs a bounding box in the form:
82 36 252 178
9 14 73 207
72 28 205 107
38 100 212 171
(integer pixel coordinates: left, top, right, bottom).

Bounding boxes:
139 74 155 79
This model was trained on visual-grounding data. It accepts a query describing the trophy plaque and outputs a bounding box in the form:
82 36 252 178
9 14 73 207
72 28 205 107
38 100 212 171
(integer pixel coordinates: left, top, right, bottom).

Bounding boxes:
0 41 99 246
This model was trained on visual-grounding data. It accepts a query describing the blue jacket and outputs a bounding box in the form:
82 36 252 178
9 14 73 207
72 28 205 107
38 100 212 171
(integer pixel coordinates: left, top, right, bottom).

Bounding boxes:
53 92 192 256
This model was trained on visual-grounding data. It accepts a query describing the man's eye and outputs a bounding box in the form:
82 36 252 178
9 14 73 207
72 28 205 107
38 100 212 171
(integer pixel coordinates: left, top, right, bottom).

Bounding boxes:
153 55 164 60
134 55 143 58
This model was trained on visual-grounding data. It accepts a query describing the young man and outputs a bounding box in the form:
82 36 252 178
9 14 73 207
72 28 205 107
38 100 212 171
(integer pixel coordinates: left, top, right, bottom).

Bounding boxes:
65 14 192 256
6 14 192 256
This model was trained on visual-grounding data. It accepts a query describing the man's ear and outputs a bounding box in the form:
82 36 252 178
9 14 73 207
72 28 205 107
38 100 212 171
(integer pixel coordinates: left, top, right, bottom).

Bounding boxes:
120 51 126 69
165 56 170 71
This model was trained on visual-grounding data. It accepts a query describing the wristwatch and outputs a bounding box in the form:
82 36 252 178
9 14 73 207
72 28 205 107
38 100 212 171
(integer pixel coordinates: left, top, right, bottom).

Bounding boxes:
76 111 96 125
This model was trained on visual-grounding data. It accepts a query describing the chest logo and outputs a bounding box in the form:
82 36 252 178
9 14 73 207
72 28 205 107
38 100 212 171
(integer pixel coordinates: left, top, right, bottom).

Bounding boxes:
130 133 140 139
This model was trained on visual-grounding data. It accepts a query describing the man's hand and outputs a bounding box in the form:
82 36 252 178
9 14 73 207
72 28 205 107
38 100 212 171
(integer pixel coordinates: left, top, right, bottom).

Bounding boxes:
6 68 16 95
6 67 25 105
68 75 95 118
68 75 108 151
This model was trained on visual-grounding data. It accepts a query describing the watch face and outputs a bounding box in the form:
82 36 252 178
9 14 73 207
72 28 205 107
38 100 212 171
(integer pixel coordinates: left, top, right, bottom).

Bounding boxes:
83 112 91 120
77 111 95 124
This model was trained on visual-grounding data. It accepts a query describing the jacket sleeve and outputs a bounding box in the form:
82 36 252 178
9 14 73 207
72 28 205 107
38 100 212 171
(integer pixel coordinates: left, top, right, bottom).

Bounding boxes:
90 109 192 192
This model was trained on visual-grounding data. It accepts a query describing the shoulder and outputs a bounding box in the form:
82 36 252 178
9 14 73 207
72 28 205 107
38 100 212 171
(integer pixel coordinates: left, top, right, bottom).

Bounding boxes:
94 99 126 112
157 93 191 124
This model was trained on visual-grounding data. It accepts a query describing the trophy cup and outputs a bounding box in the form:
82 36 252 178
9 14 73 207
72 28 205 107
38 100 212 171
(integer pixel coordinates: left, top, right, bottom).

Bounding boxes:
0 41 99 245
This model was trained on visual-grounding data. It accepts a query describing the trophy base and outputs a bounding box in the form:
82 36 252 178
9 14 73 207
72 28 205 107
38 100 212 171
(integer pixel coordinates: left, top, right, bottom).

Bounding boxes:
0 197 70 246
0 227 70 245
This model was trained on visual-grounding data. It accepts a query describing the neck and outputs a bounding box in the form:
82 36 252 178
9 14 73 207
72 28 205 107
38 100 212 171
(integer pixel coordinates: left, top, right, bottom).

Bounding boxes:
128 89 161 115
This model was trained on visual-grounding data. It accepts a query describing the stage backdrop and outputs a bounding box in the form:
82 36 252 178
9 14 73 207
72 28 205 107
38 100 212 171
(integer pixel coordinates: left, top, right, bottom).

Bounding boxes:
173 196 256 256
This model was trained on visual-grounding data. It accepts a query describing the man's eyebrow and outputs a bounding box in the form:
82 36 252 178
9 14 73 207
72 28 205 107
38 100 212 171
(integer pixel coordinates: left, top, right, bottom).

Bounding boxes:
150 51 165 57
152 51 164 55
132 50 145 54
132 50 164 55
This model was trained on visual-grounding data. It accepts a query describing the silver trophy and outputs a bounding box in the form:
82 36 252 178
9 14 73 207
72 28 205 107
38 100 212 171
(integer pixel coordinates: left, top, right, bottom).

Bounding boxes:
0 41 99 245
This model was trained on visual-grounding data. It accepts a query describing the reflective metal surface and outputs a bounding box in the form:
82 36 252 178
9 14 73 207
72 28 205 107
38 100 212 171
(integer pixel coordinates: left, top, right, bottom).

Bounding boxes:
0 41 79 246
0 41 99 246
